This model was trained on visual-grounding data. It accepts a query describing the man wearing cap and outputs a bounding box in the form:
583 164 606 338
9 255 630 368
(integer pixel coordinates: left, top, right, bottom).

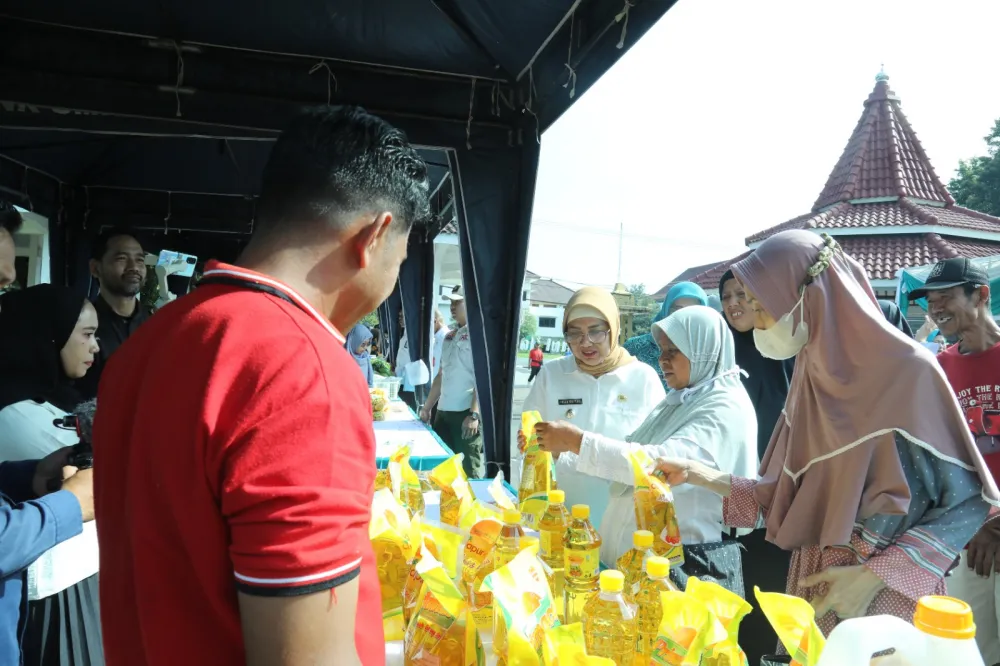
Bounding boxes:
420 285 484 478
910 257 1000 664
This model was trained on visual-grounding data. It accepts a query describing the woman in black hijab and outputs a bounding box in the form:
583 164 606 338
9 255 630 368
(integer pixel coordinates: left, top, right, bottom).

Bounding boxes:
718 269 794 666
0 284 104 666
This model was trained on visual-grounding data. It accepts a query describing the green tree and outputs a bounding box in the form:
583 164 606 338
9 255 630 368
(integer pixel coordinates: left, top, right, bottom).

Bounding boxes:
628 284 658 337
520 313 538 341
949 118 1000 216
361 311 379 328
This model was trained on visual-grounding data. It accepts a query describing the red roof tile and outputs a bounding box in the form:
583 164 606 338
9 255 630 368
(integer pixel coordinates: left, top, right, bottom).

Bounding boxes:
812 73 953 210
746 199 1000 244
685 234 1000 288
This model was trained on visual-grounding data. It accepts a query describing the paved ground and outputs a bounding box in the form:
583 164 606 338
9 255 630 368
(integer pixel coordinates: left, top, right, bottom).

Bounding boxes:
508 363 532 486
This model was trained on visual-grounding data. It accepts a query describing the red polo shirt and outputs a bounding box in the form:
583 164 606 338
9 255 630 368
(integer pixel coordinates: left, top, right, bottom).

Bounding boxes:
93 261 382 665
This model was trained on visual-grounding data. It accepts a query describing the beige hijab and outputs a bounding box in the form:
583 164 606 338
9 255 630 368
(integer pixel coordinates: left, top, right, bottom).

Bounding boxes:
563 287 635 377
732 230 1000 550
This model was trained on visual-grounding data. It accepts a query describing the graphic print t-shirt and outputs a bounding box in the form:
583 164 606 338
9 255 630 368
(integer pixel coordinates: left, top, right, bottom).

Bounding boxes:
938 341 1000 482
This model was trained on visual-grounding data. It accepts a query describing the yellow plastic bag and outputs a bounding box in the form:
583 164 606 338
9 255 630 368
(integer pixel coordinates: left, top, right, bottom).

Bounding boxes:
371 489 422 616
542 623 586 666
459 502 505 631
629 449 684 566
686 578 751 665
753 587 825 666
518 412 557 510
481 546 561 664
390 445 426 517
375 468 392 492
404 551 483 666
650 591 728 665
403 521 468 627
490 472 518 512
430 454 475 526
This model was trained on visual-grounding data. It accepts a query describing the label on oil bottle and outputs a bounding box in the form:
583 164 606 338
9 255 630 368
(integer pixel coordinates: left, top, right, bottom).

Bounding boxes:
540 530 555 558
564 547 599 578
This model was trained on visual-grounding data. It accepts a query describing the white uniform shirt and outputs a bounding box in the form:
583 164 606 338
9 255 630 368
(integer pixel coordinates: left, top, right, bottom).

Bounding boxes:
519 356 665 529
396 332 414 391
438 325 476 412
432 325 449 381
0 400 100 600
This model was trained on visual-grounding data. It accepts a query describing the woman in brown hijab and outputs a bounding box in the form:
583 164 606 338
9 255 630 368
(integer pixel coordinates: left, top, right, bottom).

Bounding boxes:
657 230 998 640
518 287 665 528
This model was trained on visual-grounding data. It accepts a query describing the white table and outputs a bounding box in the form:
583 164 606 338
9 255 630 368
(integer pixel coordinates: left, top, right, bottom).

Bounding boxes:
374 402 454 470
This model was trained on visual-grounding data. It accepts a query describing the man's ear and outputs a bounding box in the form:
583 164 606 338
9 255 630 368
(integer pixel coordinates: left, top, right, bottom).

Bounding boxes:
979 285 992 311
88 258 100 280
356 212 394 269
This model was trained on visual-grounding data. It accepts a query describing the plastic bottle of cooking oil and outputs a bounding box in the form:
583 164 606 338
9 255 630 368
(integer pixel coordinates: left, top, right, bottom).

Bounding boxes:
493 509 525 663
538 490 571 619
494 509 526 569
617 529 655 600
633 556 677 664
564 504 602 624
583 570 637 666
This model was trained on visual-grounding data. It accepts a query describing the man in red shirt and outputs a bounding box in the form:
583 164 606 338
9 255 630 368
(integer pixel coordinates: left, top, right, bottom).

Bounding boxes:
528 342 544 383
93 106 431 666
911 257 1000 664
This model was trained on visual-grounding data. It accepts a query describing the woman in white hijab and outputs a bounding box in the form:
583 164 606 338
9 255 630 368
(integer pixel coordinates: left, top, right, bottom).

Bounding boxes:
534 305 758 595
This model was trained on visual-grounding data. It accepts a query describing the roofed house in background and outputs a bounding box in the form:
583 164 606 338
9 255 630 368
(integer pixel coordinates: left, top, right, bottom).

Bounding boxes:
678 71 1000 299
651 259 728 300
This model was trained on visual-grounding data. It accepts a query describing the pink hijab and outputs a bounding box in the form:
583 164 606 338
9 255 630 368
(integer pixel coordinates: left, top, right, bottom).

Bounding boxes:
732 230 999 549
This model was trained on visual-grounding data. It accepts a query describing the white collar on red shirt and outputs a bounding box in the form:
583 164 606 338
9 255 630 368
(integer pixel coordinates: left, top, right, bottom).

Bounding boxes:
201 261 346 343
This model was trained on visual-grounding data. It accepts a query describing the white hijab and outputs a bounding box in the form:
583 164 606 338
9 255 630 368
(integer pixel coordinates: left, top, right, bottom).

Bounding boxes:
627 306 759 495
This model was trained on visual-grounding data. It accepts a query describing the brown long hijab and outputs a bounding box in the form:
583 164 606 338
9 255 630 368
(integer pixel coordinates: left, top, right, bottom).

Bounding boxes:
732 230 999 550
563 287 635 377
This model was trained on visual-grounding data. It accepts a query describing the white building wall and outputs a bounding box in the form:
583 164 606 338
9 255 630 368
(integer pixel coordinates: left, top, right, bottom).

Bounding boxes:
525 303 568 353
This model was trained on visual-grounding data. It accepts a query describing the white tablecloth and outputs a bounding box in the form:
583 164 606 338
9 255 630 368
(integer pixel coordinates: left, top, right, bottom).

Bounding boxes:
374 403 452 467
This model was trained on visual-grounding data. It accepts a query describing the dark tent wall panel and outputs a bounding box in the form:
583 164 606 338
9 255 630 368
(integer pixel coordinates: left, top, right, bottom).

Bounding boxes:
398 232 436 406
451 142 540 477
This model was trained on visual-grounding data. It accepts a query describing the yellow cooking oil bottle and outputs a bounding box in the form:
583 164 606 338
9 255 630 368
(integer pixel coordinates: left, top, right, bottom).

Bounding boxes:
616 530 655 600
493 509 526 662
633 556 677 664
563 504 602 624
582 570 637 666
538 489 571 619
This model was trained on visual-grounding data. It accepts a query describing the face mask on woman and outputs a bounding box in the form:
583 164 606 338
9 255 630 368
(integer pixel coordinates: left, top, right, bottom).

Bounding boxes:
752 292 808 360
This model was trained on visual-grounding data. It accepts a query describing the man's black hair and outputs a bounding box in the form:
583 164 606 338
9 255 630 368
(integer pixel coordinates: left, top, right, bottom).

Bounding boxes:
255 105 431 238
0 200 23 236
91 227 140 261
962 283 982 298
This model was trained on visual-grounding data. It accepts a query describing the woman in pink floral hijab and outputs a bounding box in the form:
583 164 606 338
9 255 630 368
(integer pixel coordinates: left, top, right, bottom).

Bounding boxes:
657 230 998 640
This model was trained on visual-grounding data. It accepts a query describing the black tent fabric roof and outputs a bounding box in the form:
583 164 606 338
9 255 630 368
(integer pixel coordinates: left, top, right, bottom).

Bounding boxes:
0 0 679 475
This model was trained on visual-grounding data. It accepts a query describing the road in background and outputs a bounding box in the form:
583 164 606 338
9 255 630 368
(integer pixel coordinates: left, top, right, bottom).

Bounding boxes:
509 362 531 487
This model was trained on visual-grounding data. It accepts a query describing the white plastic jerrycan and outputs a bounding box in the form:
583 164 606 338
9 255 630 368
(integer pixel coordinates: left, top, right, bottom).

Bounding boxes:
816 596 983 666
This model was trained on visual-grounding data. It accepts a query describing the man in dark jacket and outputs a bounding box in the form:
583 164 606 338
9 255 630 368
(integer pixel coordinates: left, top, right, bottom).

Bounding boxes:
0 452 93 664
76 228 150 399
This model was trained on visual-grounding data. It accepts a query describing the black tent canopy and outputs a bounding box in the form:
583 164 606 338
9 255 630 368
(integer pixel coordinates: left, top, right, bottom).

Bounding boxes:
0 0 678 475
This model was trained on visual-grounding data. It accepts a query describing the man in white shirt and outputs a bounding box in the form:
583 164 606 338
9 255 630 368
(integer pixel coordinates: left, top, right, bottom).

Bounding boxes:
420 286 483 478
432 308 449 380
394 310 418 410
396 308 449 411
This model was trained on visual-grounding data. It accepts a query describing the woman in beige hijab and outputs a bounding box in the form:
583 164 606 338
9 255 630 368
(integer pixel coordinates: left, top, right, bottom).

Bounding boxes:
657 230 998 640
518 287 664 527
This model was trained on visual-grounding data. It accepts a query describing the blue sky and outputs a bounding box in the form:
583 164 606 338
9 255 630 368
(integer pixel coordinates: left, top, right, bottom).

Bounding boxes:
527 0 1000 294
